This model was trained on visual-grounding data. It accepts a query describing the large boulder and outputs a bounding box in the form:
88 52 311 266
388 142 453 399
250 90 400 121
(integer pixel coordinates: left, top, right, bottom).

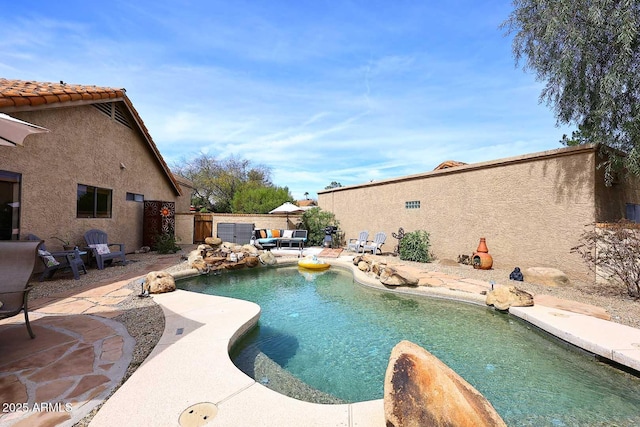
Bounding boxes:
259 251 277 266
144 271 176 294
188 249 207 271
523 267 569 287
486 286 534 311
380 267 418 287
245 256 260 268
204 236 223 247
384 340 507 427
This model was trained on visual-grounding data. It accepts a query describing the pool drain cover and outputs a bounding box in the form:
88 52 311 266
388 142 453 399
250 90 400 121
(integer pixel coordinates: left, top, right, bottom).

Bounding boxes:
179 402 218 427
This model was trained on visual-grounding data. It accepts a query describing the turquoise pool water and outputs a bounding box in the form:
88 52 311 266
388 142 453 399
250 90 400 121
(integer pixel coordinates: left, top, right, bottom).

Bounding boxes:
178 266 640 426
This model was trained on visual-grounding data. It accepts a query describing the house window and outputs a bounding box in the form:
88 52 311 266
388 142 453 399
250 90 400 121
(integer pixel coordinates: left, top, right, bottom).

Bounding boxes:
626 203 640 223
126 192 144 202
405 200 421 209
77 184 112 218
0 171 21 240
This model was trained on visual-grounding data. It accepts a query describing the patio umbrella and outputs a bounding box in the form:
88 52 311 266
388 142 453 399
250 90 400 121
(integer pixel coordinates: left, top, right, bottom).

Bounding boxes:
269 202 304 215
0 113 50 147
269 202 304 226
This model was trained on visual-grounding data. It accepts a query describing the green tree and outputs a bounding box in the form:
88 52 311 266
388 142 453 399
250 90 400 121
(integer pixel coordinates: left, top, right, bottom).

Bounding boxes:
300 207 339 246
324 181 343 189
231 184 293 214
502 1 640 183
172 154 271 212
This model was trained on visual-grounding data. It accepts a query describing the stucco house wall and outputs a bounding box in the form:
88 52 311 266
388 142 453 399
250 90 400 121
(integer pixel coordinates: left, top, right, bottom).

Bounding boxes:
318 145 638 281
0 91 186 252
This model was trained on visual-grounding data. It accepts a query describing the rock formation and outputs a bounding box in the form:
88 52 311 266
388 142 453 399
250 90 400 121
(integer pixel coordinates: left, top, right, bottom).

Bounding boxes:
144 271 176 294
352 255 419 287
379 267 419 287
384 340 507 427
186 237 275 272
485 286 534 310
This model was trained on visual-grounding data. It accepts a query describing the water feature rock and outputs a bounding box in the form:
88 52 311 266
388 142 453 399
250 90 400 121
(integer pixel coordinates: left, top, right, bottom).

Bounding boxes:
380 267 418 287
144 271 176 294
384 340 507 427
188 250 207 271
486 286 534 311
204 236 222 246
523 267 569 287
245 256 260 268
358 261 370 272
259 251 277 266
242 244 259 256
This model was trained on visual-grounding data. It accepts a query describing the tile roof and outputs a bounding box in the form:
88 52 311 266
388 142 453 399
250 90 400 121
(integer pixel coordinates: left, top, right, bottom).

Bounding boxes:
0 78 125 109
0 78 181 196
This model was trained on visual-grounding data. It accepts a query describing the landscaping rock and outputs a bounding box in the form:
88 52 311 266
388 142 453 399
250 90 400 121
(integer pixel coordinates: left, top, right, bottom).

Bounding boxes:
523 267 570 287
245 256 260 268
242 244 260 256
144 271 176 294
384 340 507 427
358 261 370 272
259 251 277 266
204 237 222 246
380 267 418 287
486 286 534 311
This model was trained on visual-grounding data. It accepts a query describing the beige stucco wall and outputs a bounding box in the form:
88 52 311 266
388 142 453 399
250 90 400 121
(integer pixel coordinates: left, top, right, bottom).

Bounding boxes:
175 213 195 244
0 104 186 253
318 146 624 281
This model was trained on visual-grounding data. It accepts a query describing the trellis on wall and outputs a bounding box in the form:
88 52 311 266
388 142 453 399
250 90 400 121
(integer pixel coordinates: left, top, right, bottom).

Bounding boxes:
143 200 176 248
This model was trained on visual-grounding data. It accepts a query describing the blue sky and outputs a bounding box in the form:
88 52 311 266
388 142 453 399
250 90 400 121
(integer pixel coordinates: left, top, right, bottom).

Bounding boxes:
1 1 571 200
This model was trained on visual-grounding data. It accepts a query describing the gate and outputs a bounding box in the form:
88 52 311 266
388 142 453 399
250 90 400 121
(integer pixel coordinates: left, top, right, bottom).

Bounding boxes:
194 213 213 243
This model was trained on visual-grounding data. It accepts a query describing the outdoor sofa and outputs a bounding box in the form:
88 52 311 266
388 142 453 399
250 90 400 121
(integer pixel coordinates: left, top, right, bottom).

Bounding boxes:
253 229 308 249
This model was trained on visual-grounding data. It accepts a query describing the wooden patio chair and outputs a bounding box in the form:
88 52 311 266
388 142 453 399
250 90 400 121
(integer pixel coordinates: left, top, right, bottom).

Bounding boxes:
347 231 368 252
84 229 126 270
0 240 41 338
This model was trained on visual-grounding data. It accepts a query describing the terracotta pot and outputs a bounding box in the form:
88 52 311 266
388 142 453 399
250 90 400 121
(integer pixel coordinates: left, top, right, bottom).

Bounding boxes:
472 252 493 270
476 237 489 253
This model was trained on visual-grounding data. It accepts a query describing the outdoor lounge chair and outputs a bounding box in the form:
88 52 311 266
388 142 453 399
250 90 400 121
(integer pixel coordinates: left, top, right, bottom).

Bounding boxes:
26 234 87 281
347 231 368 252
362 232 386 255
0 240 41 338
84 229 126 270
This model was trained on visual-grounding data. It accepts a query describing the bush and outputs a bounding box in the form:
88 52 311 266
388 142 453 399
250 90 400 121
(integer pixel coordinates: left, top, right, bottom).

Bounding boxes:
571 220 640 298
399 230 432 263
154 232 181 254
300 208 340 246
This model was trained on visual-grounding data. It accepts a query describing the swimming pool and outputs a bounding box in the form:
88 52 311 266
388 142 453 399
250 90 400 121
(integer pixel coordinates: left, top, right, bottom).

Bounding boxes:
178 265 640 426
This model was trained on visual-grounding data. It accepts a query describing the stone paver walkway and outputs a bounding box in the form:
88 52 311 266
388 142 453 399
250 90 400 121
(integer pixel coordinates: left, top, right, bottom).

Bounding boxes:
0 256 178 427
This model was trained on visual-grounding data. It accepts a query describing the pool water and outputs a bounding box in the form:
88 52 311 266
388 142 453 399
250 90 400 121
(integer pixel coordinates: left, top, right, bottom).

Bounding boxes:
178 266 640 426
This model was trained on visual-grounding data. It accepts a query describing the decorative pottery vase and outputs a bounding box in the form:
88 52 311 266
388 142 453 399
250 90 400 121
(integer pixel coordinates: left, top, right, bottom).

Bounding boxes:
472 238 493 270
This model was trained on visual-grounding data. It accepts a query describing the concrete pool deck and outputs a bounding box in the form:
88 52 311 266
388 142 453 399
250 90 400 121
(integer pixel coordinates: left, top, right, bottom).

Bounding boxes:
2 247 640 426
90 249 640 427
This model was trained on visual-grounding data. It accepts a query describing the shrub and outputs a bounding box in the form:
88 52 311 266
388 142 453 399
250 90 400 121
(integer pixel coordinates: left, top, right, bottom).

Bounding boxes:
300 208 340 246
571 220 640 298
154 232 181 254
399 230 432 263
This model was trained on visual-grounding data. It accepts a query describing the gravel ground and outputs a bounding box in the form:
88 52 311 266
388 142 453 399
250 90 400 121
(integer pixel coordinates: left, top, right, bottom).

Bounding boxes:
27 247 639 425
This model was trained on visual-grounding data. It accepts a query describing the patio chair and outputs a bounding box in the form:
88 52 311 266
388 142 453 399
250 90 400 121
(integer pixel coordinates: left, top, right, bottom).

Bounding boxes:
362 232 386 255
278 229 308 249
84 229 126 270
347 231 368 252
0 240 41 338
26 234 87 281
